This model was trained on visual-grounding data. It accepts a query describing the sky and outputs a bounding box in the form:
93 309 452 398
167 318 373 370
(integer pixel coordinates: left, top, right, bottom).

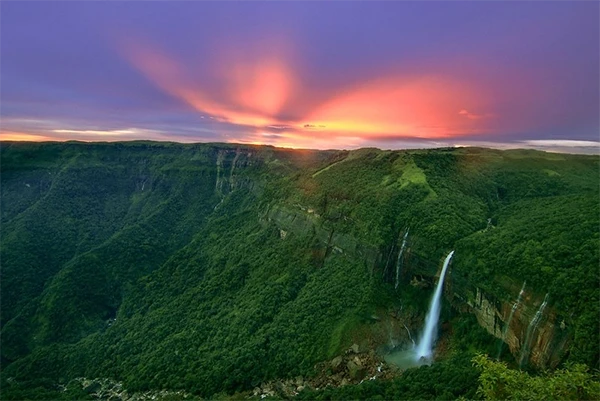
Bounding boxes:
1 1 599 152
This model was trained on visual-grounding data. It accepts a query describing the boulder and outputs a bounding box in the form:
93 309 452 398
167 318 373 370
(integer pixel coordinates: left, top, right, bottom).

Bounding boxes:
331 356 343 372
347 361 366 380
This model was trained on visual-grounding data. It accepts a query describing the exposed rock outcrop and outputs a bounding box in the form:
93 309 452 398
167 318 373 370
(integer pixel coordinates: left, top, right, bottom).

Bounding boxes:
215 148 256 196
451 282 570 368
266 204 380 269
252 345 395 399
74 378 197 400
266 202 572 369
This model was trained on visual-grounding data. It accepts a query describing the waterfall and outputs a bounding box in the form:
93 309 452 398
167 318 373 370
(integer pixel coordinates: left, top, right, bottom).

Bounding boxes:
395 229 409 289
403 323 416 348
519 293 549 368
414 250 454 361
496 281 526 360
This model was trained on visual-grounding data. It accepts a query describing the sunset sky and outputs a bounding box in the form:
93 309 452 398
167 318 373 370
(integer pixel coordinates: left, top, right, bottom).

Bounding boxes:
1 2 598 152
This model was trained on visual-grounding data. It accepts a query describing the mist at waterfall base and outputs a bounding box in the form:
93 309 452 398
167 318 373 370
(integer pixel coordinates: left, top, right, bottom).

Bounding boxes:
385 251 455 369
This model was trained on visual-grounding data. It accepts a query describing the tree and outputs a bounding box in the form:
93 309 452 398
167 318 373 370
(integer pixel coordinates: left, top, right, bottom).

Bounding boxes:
472 353 600 400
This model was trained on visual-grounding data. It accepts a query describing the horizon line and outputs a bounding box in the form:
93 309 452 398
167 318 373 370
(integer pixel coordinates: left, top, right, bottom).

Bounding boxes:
2 138 599 156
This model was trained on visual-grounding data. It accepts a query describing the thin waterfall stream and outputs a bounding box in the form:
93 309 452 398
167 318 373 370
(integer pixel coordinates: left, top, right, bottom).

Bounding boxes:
496 281 526 360
519 293 549 368
395 229 409 289
403 323 416 348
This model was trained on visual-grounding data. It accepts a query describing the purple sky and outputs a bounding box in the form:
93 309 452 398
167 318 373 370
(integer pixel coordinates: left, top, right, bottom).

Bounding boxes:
1 1 598 152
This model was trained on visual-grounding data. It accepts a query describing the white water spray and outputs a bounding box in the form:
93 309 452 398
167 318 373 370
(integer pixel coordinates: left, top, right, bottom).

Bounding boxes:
415 250 454 361
496 281 526 360
395 229 409 289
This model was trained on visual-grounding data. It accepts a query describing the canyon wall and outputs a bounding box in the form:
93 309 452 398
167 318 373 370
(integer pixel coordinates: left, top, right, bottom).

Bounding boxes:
268 204 572 368
448 280 571 368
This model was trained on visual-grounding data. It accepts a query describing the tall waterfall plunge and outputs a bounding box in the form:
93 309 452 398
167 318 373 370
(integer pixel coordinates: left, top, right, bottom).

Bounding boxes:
384 250 454 369
415 250 455 361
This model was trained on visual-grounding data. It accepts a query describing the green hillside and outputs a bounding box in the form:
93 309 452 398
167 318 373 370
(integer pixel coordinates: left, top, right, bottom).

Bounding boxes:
1 142 598 400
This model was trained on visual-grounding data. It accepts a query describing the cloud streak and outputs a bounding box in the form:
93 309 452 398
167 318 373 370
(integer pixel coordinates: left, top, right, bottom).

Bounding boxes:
1 2 598 150
458 109 493 120
120 39 500 148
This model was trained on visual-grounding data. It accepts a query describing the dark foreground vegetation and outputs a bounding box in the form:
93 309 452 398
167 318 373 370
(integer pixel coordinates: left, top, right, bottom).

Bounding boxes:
1 141 598 400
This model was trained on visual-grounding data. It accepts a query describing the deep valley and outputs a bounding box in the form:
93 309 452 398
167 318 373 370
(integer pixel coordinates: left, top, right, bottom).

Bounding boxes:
1 141 598 400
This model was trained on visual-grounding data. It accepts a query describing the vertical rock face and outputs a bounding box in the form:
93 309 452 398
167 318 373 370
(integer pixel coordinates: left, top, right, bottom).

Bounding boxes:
453 284 570 368
215 148 255 195
266 200 572 369
266 204 381 269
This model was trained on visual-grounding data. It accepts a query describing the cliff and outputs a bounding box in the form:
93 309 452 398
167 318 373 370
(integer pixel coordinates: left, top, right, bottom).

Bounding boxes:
1 143 597 399
267 201 574 369
449 279 571 368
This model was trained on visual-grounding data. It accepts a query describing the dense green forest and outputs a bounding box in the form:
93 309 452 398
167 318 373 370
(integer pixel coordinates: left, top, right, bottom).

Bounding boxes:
1 141 598 400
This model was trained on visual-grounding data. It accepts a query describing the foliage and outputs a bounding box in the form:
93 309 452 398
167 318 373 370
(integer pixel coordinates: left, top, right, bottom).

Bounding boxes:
1 142 598 399
296 353 481 400
0 378 94 401
473 353 600 400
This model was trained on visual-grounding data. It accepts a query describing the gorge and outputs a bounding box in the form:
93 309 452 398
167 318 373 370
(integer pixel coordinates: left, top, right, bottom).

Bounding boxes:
1 142 598 400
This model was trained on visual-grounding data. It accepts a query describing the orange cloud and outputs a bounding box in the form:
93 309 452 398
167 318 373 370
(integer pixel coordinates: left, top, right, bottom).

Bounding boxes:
458 109 493 120
304 76 490 139
121 41 295 128
120 39 494 148
0 131 54 141
233 129 365 150
227 57 295 117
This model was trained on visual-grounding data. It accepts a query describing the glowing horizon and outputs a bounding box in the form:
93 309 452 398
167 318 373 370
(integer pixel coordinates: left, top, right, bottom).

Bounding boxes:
1 2 598 151
121 39 498 146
